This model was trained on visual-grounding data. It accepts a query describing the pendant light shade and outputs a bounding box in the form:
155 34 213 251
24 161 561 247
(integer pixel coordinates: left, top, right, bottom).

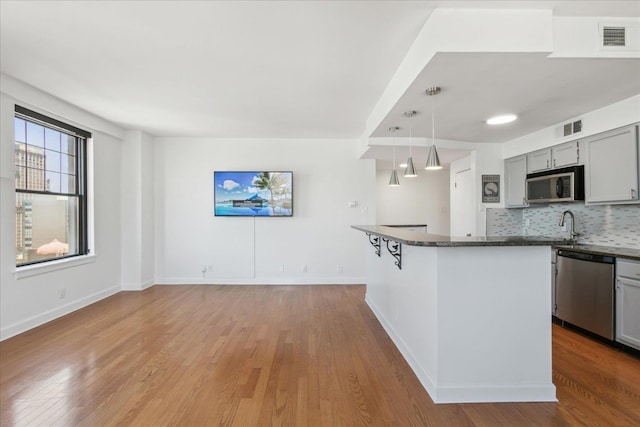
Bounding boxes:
388 169 400 186
426 145 441 170
404 157 416 176
425 86 443 171
403 110 418 177
388 126 400 186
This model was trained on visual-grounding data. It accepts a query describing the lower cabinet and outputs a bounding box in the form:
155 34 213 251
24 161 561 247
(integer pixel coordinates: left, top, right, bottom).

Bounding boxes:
616 259 640 351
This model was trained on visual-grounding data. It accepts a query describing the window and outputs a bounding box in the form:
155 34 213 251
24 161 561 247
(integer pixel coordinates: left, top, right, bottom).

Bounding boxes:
15 106 90 266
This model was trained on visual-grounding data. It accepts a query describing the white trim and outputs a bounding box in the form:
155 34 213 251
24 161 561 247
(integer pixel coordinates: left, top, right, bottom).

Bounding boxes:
121 278 155 291
155 276 365 285
0 284 120 341
435 385 558 404
14 254 96 279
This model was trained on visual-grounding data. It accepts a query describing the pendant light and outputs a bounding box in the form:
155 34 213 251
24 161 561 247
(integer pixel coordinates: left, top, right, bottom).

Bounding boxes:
388 126 400 186
403 110 418 177
425 86 442 170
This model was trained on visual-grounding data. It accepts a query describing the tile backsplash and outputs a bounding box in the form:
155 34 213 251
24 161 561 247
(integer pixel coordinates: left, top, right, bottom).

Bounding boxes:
487 203 640 249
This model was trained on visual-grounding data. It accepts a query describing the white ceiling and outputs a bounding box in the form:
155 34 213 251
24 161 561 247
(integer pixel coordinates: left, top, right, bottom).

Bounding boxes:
0 1 432 138
372 52 640 142
1 0 639 154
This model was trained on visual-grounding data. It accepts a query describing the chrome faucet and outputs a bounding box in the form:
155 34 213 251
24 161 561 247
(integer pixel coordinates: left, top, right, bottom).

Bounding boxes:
559 210 580 242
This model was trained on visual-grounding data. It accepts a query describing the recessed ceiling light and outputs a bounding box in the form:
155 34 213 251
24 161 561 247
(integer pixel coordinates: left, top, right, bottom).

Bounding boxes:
486 114 517 125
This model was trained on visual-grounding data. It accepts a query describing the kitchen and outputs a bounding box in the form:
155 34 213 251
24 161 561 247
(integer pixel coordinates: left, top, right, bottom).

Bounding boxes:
356 2 640 408
359 109 640 404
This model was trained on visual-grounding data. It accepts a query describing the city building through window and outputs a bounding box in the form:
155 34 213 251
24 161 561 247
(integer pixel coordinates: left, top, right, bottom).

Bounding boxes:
15 106 90 266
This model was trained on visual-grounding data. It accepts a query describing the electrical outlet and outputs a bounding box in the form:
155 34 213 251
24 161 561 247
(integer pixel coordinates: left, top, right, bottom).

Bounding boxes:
279 264 285 272
302 264 308 273
337 265 343 273
207 264 214 272
58 288 66 299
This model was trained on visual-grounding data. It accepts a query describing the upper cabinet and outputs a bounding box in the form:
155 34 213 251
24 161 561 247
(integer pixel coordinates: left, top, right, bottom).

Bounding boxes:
585 124 639 205
552 141 580 169
504 155 528 208
527 141 580 174
527 149 551 173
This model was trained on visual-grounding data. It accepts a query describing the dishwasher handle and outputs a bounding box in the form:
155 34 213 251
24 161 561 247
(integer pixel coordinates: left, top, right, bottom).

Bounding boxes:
557 250 614 264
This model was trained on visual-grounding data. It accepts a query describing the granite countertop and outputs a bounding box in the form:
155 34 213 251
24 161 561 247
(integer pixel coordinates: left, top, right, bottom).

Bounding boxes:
554 243 640 261
352 225 570 247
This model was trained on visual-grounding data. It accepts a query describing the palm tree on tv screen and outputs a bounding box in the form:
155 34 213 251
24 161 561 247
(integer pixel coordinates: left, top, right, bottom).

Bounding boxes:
253 172 288 214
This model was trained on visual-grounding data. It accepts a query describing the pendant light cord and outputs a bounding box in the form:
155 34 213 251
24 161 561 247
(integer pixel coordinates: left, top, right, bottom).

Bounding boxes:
432 94 435 148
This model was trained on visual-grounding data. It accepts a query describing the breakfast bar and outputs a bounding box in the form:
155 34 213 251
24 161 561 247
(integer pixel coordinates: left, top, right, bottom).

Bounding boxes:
353 225 570 404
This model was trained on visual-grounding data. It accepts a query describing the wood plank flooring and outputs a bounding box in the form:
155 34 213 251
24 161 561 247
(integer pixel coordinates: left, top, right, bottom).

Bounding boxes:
1 285 639 426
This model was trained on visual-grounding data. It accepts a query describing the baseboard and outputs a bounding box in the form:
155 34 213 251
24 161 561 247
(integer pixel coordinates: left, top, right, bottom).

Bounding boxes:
121 279 155 291
435 385 557 404
0 285 121 341
155 276 366 285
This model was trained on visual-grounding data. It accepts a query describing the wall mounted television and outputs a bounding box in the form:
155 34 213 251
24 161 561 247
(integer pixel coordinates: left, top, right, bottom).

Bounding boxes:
214 171 293 217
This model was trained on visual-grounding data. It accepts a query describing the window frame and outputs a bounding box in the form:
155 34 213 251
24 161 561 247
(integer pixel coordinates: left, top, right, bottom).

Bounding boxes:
15 106 91 267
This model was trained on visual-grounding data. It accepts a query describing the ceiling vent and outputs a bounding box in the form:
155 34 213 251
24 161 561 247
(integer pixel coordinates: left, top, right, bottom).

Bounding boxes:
599 22 640 51
603 26 626 47
556 120 582 138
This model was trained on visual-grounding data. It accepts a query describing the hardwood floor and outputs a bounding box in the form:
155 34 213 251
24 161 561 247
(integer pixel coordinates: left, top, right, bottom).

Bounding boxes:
1 285 639 426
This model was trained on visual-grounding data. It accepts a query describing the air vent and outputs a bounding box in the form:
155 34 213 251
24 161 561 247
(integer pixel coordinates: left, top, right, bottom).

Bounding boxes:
603 26 626 47
556 120 582 139
599 22 639 51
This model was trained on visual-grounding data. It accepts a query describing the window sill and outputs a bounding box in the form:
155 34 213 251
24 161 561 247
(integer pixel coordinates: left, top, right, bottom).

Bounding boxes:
15 254 96 279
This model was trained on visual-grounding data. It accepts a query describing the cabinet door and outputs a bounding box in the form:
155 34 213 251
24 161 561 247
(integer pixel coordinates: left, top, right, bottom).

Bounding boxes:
552 141 579 168
504 155 528 207
616 276 640 351
527 149 551 173
586 125 639 204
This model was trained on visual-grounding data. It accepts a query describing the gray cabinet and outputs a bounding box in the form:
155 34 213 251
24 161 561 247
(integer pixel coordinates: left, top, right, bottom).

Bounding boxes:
585 124 639 205
504 155 528 208
616 258 640 351
526 141 580 174
552 140 580 169
527 149 551 173
552 249 557 316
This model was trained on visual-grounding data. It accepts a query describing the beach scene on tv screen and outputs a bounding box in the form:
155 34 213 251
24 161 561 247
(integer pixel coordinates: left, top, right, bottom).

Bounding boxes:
214 171 293 216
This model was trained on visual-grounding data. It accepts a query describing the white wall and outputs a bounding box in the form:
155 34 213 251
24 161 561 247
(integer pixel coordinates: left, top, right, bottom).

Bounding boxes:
0 76 124 340
503 95 640 159
121 130 155 290
154 137 375 284
376 168 450 235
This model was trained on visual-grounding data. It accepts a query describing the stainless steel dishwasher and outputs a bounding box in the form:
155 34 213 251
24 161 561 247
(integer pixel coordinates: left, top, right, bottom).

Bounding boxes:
555 250 616 340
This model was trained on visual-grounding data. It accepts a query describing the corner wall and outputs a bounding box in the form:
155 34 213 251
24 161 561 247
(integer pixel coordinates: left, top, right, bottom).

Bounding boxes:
154 137 375 284
0 76 124 340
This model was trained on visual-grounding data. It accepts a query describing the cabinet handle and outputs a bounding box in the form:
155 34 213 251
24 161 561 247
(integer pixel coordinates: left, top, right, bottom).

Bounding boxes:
546 160 549 168
632 188 637 199
553 159 556 167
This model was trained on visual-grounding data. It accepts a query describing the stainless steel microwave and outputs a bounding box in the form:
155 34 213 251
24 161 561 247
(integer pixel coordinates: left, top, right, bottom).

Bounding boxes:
526 165 585 203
